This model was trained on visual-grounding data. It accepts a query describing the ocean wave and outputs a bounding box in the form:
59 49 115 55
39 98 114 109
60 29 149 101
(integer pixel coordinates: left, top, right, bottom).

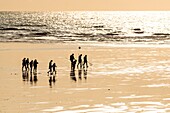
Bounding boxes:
153 33 170 36
0 27 30 31
14 24 47 27
30 32 50 36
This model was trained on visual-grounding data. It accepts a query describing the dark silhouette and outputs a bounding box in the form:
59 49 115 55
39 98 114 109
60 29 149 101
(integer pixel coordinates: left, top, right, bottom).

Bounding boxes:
52 63 57 74
83 55 88 68
30 60 33 72
83 69 87 80
33 72 38 84
47 60 53 73
33 59 38 72
22 69 38 85
22 58 26 71
70 70 76 82
77 54 82 69
49 71 56 88
78 69 82 80
30 72 33 84
53 75 56 82
72 59 77 70
49 76 53 88
22 70 29 81
26 58 29 70
70 54 75 69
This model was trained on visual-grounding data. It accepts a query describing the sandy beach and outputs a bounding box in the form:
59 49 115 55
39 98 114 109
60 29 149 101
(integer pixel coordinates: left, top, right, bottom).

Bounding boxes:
0 42 170 112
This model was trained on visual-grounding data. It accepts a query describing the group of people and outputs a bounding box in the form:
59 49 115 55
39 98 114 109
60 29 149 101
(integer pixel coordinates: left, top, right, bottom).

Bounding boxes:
22 58 39 72
22 54 89 87
22 53 89 73
70 54 88 70
47 60 57 75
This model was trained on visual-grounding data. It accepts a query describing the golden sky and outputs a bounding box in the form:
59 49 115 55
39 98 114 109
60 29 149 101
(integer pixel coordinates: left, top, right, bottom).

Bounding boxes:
0 0 169 11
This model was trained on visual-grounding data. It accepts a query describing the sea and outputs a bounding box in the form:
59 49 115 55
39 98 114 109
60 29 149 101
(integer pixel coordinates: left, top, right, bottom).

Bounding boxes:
0 11 170 45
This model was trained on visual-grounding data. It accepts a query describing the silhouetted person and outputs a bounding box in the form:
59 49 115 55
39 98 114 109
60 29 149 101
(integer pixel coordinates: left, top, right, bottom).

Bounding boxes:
30 60 33 72
33 59 38 72
26 58 29 70
70 53 75 69
22 58 26 71
47 60 53 73
83 55 88 68
72 59 77 70
52 63 57 74
70 70 76 82
77 54 82 69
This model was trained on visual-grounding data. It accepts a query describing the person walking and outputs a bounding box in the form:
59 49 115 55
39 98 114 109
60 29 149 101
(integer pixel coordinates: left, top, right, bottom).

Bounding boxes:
77 54 82 69
70 53 75 69
33 59 38 72
22 58 26 71
52 63 57 74
47 60 53 73
83 55 88 68
30 60 33 72
26 58 29 71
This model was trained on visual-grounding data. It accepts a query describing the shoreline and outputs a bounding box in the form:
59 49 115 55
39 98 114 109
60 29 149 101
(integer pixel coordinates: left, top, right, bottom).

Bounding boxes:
1 41 170 49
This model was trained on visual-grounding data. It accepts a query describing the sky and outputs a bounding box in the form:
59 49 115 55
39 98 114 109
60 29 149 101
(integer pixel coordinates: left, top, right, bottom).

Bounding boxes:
0 0 170 11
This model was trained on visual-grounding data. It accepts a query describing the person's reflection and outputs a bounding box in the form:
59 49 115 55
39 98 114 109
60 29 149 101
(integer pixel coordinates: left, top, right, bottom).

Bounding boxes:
30 72 33 85
70 70 77 82
83 69 87 80
49 72 56 88
22 70 29 81
49 76 52 88
33 72 38 84
78 69 82 80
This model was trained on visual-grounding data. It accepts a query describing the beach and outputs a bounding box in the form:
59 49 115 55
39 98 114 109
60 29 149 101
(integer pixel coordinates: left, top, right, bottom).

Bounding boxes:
0 42 170 112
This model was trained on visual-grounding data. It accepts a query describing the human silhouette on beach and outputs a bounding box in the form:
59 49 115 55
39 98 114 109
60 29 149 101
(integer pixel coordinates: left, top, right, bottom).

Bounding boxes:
70 53 75 69
30 60 33 72
33 59 38 72
26 58 29 70
22 58 26 71
52 63 57 74
83 55 88 69
47 60 53 73
77 54 82 69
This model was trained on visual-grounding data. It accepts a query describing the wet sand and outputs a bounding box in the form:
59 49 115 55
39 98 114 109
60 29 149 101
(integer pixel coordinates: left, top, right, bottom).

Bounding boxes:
0 42 170 112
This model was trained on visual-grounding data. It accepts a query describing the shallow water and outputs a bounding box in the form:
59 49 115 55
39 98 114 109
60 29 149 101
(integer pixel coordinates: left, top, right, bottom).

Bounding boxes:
0 44 170 112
